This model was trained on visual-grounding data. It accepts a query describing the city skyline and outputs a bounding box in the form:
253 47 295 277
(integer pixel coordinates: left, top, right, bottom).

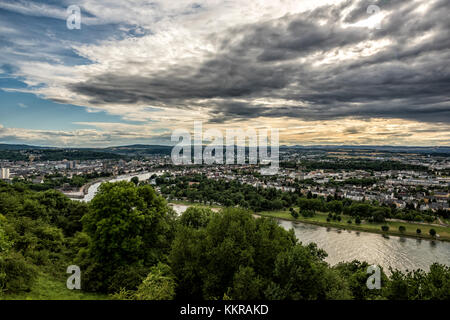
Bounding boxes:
0 0 449 147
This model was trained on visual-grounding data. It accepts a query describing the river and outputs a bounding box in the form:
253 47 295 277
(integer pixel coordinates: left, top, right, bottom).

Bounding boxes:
172 204 450 272
71 171 164 202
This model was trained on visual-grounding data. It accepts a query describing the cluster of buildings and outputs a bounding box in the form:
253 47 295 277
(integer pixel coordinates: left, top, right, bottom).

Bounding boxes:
0 157 168 183
151 161 450 212
0 149 449 212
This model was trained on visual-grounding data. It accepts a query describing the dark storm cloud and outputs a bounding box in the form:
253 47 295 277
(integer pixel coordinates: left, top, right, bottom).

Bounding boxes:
69 0 450 124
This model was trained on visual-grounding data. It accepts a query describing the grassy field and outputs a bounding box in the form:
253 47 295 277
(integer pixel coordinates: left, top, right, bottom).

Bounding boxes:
1 272 107 300
257 210 450 242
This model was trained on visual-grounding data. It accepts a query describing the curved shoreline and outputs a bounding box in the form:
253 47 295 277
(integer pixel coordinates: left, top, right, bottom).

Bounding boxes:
168 201 450 242
254 212 450 243
69 171 163 202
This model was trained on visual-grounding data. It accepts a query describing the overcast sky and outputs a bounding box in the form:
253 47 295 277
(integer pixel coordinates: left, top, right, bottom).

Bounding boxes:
0 0 449 147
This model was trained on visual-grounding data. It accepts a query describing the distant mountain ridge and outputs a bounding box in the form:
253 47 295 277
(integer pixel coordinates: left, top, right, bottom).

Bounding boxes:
288 145 450 154
0 143 449 155
0 144 53 150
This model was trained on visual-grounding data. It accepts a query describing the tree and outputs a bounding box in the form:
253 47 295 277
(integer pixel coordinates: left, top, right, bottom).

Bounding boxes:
134 263 177 300
0 251 36 293
0 215 12 290
372 210 386 223
334 260 387 300
169 208 296 299
289 207 299 219
301 210 314 218
355 216 361 225
269 244 351 300
326 201 343 214
179 207 213 229
131 177 139 185
228 266 264 300
0 215 11 256
80 181 175 292
384 263 450 300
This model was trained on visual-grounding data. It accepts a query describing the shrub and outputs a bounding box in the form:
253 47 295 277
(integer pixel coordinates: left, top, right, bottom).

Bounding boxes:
135 263 176 300
355 216 361 224
108 265 149 293
429 229 436 237
398 226 406 233
0 252 36 293
381 226 389 232
301 210 314 218
416 228 421 234
290 210 299 219
180 207 213 229
373 212 386 223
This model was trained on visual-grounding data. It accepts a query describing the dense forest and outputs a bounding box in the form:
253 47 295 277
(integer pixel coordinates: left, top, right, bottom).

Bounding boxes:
0 180 449 300
155 174 447 222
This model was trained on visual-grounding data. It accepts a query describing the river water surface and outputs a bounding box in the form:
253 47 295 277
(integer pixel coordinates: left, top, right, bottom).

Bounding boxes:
73 171 163 202
278 219 449 272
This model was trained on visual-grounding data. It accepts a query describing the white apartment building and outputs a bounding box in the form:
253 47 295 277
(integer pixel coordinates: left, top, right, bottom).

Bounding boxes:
0 168 10 180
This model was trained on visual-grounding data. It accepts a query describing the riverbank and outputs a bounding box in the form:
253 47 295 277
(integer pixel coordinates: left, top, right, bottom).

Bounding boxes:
168 200 223 211
63 176 111 199
68 171 164 202
256 210 450 242
168 201 450 242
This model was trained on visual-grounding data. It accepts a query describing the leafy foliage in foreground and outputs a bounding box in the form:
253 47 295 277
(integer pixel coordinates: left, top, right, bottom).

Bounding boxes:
0 180 449 300
77 181 176 292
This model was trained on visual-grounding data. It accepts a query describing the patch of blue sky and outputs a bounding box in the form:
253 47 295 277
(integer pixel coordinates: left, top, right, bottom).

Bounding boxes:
0 6 150 66
0 90 141 131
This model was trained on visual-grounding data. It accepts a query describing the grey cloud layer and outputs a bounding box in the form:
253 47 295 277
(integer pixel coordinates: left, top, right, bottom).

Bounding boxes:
70 0 450 124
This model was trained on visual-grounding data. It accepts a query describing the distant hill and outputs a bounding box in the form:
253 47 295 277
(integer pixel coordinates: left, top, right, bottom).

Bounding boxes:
0 144 52 150
287 145 450 154
1 143 449 156
102 145 174 155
